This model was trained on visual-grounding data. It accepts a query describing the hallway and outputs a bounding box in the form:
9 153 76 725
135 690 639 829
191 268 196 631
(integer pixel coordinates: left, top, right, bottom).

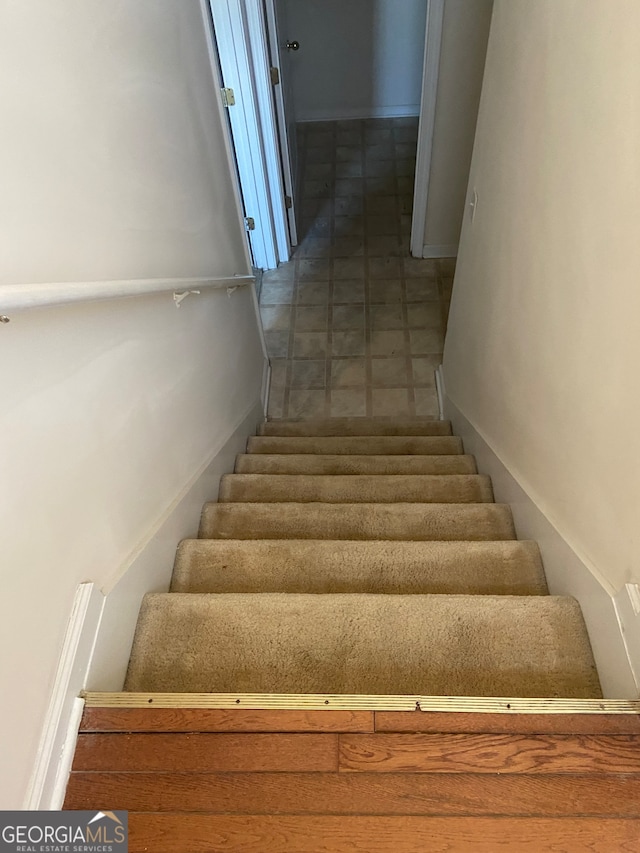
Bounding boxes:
259 117 454 420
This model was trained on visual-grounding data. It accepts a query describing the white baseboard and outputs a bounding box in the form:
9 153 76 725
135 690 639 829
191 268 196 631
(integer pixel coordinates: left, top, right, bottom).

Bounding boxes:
613 585 640 693
24 584 104 810
422 243 458 259
87 398 264 692
435 364 446 420
297 106 420 123
443 390 638 699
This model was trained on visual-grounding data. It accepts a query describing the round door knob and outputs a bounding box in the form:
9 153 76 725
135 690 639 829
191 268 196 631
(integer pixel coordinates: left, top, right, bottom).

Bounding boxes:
286 40 300 51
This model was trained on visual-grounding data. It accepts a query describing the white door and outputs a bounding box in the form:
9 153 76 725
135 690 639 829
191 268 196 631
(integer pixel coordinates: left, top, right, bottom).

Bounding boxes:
264 0 299 246
208 0 281 269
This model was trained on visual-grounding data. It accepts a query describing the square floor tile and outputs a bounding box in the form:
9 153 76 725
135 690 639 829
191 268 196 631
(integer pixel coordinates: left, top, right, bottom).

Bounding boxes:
333 258 365 279
303 179 331 199
298 258 332 280
260 280 295 305
264 331 290 358
414 386 439 417
365 176 397 196
406 303 442 329
369 330 407 357
307 131 334 147
366 142 396 161
405 278 439 301
370 304 404 330
397 176 415 195
291 359 327 389
439 257 457 276
333 236 365 258
295 305 328 331
412 356 441 385
263 264 295 285
365 195 398 216
364 159 396 178
305 163 333 181
287 390 327 419
301 198 333 220
298 237 332 259
334 216 365 237
403 257 439 278
366 215 399 236
368 257 402 279
330 358 367 388
293 331 329 358
301 217 332 238
372 388 411 417
333 279 366 303
371 357 410 387
336 130 362 146
368 280 403 304
335 197 364 217
306 146 334 165
332 304 366 331
330 388 367 417
296 281 330 305
396 159 416 177
335 178 363 197
409 328 445 354
367 236 402 257
335 161 363 179
261 304 291 331
332 330 366 357
337 145 363 162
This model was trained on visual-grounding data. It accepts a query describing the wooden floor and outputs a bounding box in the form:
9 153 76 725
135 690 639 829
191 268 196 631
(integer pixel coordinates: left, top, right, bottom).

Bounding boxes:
65 708 640 852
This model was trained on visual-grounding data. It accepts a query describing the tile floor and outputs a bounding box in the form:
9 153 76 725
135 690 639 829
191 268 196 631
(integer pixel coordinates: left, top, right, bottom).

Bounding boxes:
260 117 455 420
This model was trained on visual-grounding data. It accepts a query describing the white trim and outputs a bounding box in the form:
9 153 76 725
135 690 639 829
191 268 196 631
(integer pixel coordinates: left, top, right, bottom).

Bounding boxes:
0 275 253 314
422 243 458 259
209 0 278 270
297 106 421 123
411 0 445 259
614 586 640 693
244 0 291 264
87 399 265 692
262 361 272 416
443 389 638 699
435 363 446 420
25 584 105 810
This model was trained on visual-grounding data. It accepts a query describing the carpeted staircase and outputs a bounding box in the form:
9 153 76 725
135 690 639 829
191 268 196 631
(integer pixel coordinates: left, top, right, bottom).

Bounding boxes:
125 418 602 699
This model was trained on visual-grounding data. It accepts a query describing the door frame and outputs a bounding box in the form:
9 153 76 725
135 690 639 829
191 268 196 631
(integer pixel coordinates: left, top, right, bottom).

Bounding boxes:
411 0 445 259
206 0 290 269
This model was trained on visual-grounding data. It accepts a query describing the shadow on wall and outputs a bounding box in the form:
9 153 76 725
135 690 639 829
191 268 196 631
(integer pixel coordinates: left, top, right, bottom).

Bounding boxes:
283 0 428 122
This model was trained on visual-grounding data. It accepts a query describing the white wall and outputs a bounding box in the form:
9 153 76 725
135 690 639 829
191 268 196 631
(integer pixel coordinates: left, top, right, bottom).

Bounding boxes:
443 1 640 598
283 0 428 121
0 0 265 808
422 0 493 256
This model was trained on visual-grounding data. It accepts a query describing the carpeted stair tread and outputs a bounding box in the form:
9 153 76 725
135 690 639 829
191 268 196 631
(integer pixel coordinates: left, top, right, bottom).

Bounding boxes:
218 474 494 504
247 435 463 456
235 453 478 475
259 418 453 437
124 593 601 698
171 539 548 595
199 502 516 541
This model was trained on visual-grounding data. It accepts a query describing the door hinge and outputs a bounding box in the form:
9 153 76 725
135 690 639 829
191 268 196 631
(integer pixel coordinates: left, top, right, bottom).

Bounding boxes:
245 217 256 231
285 195 293 209
221 87 236 108
270 66 280 86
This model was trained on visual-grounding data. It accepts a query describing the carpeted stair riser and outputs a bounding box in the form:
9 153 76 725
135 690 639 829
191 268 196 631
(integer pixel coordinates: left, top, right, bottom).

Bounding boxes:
258 418 453 437
247 435 463 456
172 539 548 596
218 474 494 504
125 593 601 698
199 502 516 541
235 453 478 475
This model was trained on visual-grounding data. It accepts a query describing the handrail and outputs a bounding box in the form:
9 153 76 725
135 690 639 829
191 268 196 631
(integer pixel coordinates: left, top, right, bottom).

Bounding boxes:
0 274 254 320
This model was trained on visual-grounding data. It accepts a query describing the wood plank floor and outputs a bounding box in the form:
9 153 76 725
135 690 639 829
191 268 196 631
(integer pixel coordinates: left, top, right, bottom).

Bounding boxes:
65 708 640 852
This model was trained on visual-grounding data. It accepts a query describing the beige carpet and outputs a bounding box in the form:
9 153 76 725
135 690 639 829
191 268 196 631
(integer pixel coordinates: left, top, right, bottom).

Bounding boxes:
125 593 600 698
125 417 602 699
171 540 548 595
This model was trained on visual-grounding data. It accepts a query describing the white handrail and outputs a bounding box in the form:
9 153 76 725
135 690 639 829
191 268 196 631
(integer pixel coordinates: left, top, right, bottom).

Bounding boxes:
0 274 254 319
